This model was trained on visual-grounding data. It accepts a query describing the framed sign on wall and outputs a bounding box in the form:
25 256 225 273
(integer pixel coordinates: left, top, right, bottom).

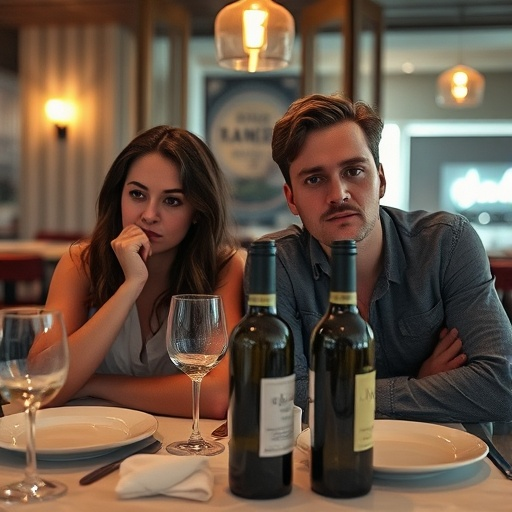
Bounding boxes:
205 76 299 227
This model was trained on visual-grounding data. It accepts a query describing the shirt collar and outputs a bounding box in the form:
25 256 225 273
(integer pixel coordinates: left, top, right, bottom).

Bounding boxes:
302 228 331 281
301 206 406 284
380 206 406 284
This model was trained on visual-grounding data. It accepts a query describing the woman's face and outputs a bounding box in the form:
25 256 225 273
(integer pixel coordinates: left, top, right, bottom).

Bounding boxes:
120 152 196 255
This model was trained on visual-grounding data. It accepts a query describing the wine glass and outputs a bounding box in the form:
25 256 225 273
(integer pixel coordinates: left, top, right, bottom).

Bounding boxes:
166 294 228 456
0 308 69 503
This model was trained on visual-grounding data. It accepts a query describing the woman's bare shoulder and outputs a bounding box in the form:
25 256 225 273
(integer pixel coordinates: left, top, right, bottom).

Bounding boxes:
46 241 92 308
216 247 245 285
225 247 247 273
232 247 247 265
57 240 90 271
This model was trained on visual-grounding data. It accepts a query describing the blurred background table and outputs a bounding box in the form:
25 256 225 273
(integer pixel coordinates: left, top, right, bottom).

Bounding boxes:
0 239 72 305
0 239 73 262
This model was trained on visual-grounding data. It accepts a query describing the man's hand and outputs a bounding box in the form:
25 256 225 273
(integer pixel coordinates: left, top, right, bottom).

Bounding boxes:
417 327 466 378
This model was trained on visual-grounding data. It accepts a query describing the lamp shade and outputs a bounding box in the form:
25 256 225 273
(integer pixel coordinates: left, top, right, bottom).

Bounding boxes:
214 0 295 73
436 64 485 108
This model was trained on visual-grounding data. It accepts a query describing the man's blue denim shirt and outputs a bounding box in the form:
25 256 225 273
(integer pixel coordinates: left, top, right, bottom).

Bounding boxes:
254 206 512 423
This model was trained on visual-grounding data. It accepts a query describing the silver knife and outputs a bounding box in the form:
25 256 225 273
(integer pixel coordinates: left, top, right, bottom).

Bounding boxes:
462 422 512 479
79 437 162 485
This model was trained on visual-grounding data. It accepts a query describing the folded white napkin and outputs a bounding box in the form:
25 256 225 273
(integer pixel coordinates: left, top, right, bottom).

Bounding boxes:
115 454 213 501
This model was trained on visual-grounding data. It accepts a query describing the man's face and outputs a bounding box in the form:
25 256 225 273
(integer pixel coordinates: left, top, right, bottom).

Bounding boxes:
284 121 386 255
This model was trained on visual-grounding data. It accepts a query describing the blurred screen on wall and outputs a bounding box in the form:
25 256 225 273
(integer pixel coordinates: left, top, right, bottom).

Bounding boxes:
440 163 512 225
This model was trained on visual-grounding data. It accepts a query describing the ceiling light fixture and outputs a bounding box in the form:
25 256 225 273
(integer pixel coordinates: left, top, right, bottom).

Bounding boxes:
435 8 485 108
436 64 485 108
214 0 295 73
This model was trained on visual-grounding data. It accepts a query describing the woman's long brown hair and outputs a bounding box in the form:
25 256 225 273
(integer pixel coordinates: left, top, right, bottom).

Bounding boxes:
81 126 237 330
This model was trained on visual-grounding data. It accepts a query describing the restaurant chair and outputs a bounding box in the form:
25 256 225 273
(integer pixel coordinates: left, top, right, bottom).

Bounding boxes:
0 253 45 306
490 258 512 322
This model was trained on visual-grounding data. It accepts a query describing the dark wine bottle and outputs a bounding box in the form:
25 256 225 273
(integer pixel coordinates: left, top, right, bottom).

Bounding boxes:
309 240 375 498
228 240 295 499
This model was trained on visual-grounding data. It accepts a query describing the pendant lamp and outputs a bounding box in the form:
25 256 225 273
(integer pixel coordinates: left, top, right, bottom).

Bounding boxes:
436 64 485 108
214 0 295 73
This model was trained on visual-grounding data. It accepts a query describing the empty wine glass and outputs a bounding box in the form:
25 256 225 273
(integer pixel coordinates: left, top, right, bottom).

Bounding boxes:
166 294 228 456
0 308 69 503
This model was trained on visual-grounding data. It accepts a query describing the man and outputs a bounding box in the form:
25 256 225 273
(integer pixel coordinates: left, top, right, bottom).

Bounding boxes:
258 93 512 423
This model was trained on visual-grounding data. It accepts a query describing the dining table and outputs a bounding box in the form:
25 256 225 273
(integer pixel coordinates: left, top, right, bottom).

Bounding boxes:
0 240 73 264
0 400 511 512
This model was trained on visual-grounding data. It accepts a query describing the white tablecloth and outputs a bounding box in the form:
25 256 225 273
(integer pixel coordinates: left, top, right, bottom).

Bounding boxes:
0 405 509 512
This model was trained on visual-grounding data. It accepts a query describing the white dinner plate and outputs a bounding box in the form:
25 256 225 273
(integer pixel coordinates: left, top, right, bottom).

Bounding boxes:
296 419 489 479
0 406 158 460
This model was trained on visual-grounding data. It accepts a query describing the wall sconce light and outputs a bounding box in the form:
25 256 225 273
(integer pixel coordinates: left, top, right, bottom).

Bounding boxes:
436 64 485 108
214 0 295 73
44 98 76 139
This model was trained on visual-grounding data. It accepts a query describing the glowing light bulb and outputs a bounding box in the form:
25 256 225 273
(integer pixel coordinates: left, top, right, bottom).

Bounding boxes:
451 71 469 100
452 71 469 86
44 98 76 139
45 99 75 125
243 9 268 72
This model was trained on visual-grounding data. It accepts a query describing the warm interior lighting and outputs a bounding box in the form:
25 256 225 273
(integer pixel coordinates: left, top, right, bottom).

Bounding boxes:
214 0 295 73
243 9 268 72
451 70 469 99
436 64 485 108
45 98 76 139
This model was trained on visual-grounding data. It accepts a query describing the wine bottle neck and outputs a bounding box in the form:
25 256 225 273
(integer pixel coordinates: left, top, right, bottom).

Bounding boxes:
247 241 277 311
330 241 357 305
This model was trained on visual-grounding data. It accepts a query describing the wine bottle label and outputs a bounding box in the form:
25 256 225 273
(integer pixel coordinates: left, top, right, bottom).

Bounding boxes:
247 293 277 308
259 374 295 457
353 370 376 452
330 291 357 305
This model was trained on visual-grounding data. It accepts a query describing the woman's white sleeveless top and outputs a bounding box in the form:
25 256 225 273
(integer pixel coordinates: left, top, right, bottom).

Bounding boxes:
96 305 179 376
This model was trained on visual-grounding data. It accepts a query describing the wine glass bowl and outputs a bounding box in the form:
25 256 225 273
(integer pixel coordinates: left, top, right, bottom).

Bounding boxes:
0 308 69 503
166 294 228 456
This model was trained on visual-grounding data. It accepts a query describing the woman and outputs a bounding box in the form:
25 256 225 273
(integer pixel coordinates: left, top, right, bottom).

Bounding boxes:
45 126 245 419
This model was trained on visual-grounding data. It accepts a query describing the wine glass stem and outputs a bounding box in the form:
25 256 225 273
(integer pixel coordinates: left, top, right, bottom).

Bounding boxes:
189 379 203 443
25 404 39 485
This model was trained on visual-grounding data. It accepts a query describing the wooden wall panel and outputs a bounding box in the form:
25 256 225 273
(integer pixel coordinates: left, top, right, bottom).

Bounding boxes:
19 24 136 238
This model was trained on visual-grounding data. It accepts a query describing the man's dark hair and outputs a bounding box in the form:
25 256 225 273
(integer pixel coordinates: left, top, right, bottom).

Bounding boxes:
272 93 384 186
